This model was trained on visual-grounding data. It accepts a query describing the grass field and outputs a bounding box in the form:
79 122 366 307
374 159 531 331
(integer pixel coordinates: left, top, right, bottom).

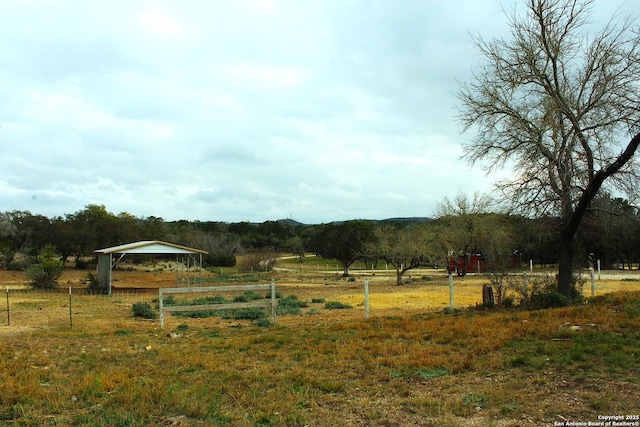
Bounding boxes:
1 259 640 426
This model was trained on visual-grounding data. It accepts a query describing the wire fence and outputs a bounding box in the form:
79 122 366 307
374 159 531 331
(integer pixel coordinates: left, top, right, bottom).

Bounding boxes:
1 285 160 329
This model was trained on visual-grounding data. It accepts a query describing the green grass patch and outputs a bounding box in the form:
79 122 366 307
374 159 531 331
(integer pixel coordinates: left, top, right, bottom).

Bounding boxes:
415 368 449 380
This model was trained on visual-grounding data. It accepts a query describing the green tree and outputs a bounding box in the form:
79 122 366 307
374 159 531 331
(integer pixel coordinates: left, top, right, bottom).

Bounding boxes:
25 244 64 289
578 195 640 269
458 0 640 300
9 210 54 254
140 215 166 240
309 220 376 277
0 211 17 269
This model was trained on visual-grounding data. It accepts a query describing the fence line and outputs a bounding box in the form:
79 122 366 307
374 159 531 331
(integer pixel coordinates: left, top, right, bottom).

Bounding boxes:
158 283 276 329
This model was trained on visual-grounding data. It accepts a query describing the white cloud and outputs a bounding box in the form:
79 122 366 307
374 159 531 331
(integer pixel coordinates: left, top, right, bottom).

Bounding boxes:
0 0 633 223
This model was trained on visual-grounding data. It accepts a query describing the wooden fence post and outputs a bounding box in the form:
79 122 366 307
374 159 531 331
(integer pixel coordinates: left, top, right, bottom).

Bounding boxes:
159 288 164 329
271 283 276 324
6 285 9 326
448 273 454 310
69 286 72 329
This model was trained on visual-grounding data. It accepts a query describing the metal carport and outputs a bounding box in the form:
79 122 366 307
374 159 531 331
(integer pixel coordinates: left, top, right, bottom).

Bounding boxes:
94 240 208 295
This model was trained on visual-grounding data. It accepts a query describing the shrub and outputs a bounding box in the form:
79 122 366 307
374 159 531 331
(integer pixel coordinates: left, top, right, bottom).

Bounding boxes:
84 272 107 294
265 290 282 299
25 245 64 290
159 295 177 306
233 308 266 320
324 301 352 309
530 288 569 308
312 298 325 304
528 275 569 308
254 317 271 327
192 295 226 305
132 302 155 319
234 291 264 302
277 295 308 315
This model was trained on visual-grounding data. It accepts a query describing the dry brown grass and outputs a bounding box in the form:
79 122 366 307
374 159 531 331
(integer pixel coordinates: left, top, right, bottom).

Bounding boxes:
2 263 640 426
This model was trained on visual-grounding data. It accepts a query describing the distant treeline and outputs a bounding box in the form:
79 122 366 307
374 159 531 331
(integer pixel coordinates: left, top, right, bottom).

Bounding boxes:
1 196 639 272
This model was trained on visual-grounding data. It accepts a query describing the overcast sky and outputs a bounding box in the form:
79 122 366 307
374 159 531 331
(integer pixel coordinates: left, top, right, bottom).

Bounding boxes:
0 0 636 224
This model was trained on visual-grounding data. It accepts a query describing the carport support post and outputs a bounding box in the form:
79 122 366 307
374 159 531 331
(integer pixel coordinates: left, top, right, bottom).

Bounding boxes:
448 273 454 310
364 279 369 320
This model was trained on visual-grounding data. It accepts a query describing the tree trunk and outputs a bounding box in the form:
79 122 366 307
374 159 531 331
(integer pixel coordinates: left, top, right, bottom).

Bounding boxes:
557 237 575 302
396 269 404 285
342 263 350 277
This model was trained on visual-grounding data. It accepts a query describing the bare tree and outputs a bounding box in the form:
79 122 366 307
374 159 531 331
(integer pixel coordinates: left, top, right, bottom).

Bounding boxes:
366 224 437 285
457 0 640 300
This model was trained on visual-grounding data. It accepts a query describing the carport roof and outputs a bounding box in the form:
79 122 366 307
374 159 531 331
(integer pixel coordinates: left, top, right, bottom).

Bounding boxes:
94 240 207 255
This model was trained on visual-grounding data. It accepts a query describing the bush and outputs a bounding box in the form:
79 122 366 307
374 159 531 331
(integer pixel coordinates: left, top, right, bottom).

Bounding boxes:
162 295 177 305
233 291 264 302
527 274 572 309
25 245 64 290
324 301 352 309
132 302 155 319
530 288 569 308
254 317 271 327
277 295 308 315
192 295 226 305
233 308 266 320
84 272 107 294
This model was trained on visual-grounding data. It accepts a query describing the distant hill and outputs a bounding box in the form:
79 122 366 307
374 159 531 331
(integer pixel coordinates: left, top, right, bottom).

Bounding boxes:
275 218 306 227
381 217 432 223
275 217 432 226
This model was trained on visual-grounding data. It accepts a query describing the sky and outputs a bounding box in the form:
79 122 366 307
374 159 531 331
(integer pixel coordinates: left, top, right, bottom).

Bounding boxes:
0 0 636 224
